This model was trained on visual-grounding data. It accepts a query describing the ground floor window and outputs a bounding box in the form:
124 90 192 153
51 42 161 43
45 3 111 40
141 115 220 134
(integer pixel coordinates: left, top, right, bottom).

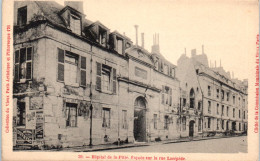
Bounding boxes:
154 114 158 129
208 118 211 129
182 117 186 131
217 119 219 130
102 108 111 128
66 103 77 127
198 118 202 132
164 116 169 130
122 110 127 129
17 100 26 126
222 120 224 130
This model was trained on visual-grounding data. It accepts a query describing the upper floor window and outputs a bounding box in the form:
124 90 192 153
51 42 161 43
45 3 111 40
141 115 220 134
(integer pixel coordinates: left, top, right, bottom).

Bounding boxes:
190 88 195 108
222 105 224 116
169 67 175 78
98 26 107 47
239 110 241 118
216 89 219 99
226 92 230 101
116 38 123 54
70 14 81 35
102 108 111 128
208 86 211 96
57 48 86 86
243 111 246 119
96 62 116 94
233 108 235 118
239 97 241 106
164 64 169 75
217 103 219 115
233 96 236 104
208 101 211 114
243 99 245 108
221 90 224 100
227 106 229 116
14 47 33 82
17 6 27 26
162 86 172 106
66 103 77 127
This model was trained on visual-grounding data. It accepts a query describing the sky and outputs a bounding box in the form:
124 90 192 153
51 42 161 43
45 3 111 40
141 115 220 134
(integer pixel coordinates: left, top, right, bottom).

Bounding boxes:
59 0 258 80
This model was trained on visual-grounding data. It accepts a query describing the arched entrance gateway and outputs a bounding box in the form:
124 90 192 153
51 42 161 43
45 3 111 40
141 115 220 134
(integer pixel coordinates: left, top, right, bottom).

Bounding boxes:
189 120 195 137
134 96 147 142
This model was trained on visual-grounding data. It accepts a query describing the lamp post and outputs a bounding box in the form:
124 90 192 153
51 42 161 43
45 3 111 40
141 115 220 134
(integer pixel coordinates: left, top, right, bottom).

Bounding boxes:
89 103 93 146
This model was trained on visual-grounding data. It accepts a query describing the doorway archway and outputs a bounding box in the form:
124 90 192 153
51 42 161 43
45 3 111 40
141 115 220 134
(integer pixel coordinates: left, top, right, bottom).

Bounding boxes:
134 96 147 142
189 120 195 137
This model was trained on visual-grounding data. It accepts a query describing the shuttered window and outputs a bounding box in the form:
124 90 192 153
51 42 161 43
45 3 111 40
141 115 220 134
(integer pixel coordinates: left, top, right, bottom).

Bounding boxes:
162 85 165 104
14 47 33 81
96 62 117 94
80 56 86 86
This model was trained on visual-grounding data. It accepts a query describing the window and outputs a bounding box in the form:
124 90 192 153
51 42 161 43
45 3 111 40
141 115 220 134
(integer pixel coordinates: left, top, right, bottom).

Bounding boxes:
222 105 224 116
226 92 230 101
183 98 186 107
154 114 158 129
208 86 211 96
233 96 236 104
190 88 195 108
239 110 241 118
17 100 26 126
162 86 172 106
122 110 127 129
169 67 175 78
164 64 169 75
221 90 224 100
17 6 27 26
99 27 107 47
243 111 246 119
57 48 86 86
239 123 241 131
182 117 186 131
227 106 229 116
217 119 219 130
208 101 211 114
208 118 211 129
70 14 81 35
216 89 219 98
155 61 159 70
66 103 77 127
198 101 201 110
164 116 169 130
243 99 245 108
222 120 224 130
96 62 116 93
135 67 147 79
102 108 110 128
239 97 241 106
117 39 123 54
198 118 202 132
233 108 235 118
14 47 33 81
217 104 219 115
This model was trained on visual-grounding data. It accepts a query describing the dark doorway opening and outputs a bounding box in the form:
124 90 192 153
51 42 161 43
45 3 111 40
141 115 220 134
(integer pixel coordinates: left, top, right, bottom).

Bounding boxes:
232 122 236 131
189 120 195 137
134 97 146 142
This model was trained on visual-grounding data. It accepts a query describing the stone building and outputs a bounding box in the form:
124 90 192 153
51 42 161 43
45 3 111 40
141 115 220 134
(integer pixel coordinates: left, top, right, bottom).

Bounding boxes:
13 1 180 149
177 48 248 137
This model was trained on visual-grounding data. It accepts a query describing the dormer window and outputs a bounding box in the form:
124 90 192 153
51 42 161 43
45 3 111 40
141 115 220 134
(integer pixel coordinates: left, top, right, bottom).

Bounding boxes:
70 14 81 35
17 6 27 26
116 38 123 54
99 27 107 47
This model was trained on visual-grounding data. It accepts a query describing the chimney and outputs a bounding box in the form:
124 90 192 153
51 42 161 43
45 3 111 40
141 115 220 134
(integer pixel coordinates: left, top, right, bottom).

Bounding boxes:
134 25 139 46
151 33 160 53
191 49 196 57
141 33 144 48
64 1 84 13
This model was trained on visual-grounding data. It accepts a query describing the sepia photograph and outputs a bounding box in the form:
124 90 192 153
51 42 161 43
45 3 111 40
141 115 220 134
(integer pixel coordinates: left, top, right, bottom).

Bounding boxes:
2 0 259 160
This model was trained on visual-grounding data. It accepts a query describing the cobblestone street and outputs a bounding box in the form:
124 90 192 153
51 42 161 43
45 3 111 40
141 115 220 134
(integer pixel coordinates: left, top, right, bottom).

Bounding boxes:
104 136 247 153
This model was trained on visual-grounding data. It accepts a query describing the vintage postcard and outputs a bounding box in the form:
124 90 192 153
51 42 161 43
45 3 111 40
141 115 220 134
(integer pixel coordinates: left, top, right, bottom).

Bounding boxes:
2 0 259 160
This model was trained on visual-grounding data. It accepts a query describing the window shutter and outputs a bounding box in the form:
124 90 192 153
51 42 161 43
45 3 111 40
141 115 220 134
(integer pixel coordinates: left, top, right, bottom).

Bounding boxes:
80 56 87 86
169 88 172 106
162 85 165 104
14 50 20 81
170 67 172 77
26 47 32 79
112 68 117 94
96 62 102 91
57 48 65 82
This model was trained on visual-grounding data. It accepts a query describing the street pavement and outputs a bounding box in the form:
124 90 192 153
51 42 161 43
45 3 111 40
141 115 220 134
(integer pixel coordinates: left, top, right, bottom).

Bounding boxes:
104 136 247 153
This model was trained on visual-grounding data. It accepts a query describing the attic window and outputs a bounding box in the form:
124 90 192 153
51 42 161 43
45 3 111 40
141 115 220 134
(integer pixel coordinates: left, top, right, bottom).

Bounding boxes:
17 6 27 26
99 27 107 47
70 14 81 35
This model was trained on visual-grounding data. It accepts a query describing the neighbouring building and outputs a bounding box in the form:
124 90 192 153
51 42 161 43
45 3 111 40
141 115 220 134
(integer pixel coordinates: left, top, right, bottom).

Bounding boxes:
177 48 248 138
13 1 181 149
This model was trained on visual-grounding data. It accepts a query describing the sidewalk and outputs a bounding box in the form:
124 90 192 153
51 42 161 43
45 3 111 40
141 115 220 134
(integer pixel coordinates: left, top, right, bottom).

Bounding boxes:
56 135 245 152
